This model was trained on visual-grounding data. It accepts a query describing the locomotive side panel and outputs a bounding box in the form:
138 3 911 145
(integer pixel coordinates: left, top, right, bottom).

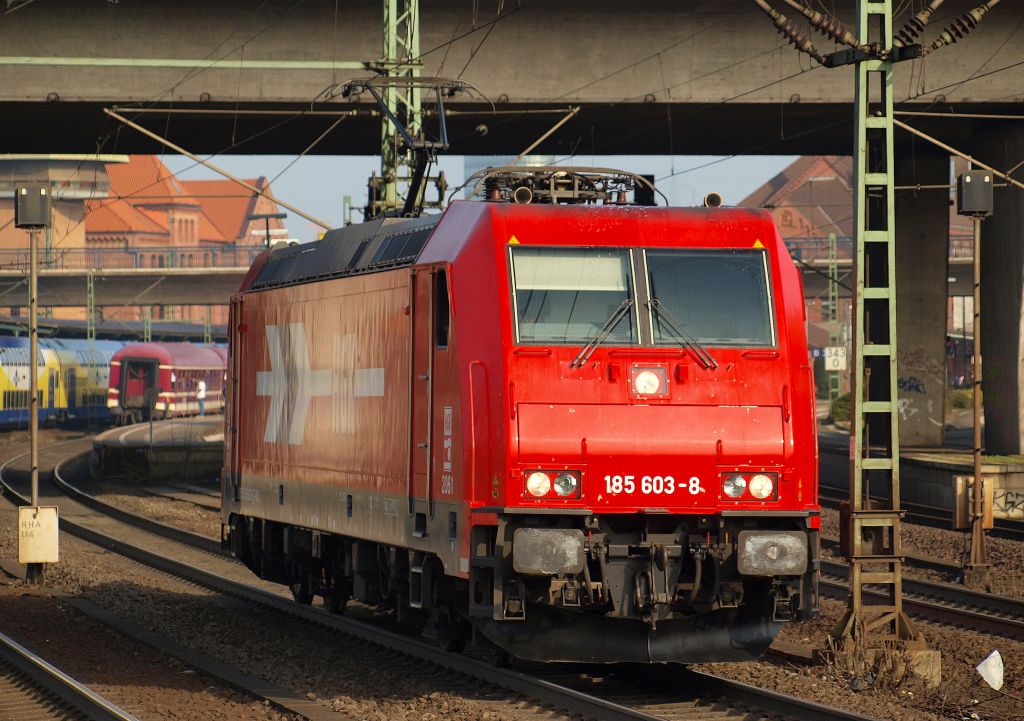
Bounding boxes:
228 269 414 549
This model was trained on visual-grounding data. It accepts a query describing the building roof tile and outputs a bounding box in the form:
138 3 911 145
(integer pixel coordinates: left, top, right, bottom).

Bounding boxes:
180 178 263 242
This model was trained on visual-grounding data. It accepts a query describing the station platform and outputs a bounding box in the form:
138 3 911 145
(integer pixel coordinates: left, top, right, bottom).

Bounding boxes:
91 417 224 481
819 426 1024 521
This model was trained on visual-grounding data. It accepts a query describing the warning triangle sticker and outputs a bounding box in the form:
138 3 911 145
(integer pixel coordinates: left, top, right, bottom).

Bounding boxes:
508 235 520 245
752 239 765 248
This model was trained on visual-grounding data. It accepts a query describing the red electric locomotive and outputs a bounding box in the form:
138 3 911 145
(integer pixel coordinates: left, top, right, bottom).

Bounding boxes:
222 168 819 664
108 342 227 423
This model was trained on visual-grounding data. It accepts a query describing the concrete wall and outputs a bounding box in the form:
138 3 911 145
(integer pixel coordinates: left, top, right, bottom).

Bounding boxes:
974 125 1024 454
895 154 950 447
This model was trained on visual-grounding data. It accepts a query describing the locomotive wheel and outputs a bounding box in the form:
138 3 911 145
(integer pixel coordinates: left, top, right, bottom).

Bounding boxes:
437 622 469 654
482 643 510 668
324 591 348 615
290 579 313 605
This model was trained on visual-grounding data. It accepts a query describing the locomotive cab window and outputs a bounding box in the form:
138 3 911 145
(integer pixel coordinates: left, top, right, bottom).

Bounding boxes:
434 269 450 349
646 249 775 347
510 247 636 344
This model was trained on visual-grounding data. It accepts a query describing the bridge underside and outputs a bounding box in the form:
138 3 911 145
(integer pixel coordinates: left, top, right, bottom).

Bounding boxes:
0 100 998 157
0 0 1020 156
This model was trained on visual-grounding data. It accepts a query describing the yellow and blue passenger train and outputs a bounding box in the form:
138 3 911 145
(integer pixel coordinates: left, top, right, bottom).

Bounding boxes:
0 337 122 426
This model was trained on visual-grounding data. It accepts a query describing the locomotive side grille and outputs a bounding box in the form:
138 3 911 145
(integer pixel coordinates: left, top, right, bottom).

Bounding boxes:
370 227 434 267
251 217 438 292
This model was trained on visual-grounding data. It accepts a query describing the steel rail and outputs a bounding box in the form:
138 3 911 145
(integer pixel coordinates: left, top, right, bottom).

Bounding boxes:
819 561 1024 637
0 628 140 721
0 443 882 721
821 536 958 575
0 438 225 557
818 489 1024 542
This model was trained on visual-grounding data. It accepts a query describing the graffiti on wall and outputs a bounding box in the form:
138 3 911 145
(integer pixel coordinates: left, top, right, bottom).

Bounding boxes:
995 489 1024 518
898 376 925 394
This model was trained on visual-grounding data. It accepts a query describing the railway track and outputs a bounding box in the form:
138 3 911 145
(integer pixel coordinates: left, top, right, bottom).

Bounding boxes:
0 626 139 721
817 559 1024 637
0 440 882 721
819 490 1024 541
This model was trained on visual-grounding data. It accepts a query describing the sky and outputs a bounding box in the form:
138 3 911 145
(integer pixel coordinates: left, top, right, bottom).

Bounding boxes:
164 154 798 243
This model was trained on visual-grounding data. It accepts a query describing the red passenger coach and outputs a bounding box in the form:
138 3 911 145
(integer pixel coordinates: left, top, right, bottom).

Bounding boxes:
108 342 226 423
223 169 820 664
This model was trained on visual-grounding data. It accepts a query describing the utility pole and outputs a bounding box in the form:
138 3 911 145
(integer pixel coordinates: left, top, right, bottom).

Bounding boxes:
248 212 287 248
14 183 59 584
29 225 39 511
368 0 423 219
956 169 994 588
827 232 841 401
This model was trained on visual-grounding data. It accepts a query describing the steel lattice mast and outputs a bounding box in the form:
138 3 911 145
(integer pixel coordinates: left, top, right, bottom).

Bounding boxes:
831 0 920 648
370 0 423 218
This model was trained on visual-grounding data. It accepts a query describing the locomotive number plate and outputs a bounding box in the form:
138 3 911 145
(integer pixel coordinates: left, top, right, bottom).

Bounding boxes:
603 475 705 496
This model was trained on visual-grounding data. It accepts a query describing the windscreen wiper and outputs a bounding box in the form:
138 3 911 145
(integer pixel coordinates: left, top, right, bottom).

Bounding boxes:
647 298 718 369
571 298 635 368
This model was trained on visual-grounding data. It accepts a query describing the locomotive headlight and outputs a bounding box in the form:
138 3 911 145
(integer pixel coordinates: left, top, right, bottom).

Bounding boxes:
526 471 552 497
553 472 578 497
633 369 661 395
749 473 775 499
723 474 747 498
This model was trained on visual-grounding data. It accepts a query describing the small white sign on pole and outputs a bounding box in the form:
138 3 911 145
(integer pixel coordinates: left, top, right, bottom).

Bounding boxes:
824 346 848 371
18 506 59 564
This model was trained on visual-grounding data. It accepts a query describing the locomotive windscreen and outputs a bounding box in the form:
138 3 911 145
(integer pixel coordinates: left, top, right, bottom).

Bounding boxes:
509 246 774 347
647 249 775 346
510 247 636 343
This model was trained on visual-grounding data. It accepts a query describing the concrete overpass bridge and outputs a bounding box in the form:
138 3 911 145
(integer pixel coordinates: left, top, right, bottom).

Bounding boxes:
2 0 1024 452
0 267 248 307
0 0 1021 157
0 245 259 306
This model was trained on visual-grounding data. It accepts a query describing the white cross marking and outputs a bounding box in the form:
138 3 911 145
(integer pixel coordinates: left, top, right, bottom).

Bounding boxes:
256 323 332 445
332 334 385 434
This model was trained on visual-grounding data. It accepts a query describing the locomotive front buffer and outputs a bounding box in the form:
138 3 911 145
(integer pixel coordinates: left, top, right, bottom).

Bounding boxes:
474 510 820 664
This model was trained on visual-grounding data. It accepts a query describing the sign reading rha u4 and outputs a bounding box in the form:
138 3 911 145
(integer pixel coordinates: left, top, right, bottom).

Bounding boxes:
18 506 59 564
824 346 847 371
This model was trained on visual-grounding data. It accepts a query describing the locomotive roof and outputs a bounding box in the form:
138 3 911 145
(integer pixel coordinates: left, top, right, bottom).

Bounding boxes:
112 342 226 368
243 202 779 293
248 214 439 292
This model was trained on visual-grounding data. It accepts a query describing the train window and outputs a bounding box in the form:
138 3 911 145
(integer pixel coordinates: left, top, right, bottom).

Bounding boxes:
510 247 635 344
646 249 775 347
434 270 450 348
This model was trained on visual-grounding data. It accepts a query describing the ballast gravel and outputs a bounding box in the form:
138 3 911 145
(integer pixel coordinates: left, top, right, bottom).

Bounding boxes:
0 501 572 721
8 428 1024 721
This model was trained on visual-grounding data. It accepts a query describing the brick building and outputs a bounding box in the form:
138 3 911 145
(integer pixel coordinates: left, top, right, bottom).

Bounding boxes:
85 155 287 325
740 155 974 392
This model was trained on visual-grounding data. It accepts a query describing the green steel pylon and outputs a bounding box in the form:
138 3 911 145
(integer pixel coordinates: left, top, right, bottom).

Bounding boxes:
372 0 422 218
832 0 920 649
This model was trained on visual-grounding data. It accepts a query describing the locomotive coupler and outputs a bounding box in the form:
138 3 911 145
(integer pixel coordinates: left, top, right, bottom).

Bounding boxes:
632 543 677 629
771 581 795 622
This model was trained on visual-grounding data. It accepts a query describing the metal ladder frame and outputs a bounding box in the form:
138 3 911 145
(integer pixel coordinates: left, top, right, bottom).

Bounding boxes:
832 0 920 647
